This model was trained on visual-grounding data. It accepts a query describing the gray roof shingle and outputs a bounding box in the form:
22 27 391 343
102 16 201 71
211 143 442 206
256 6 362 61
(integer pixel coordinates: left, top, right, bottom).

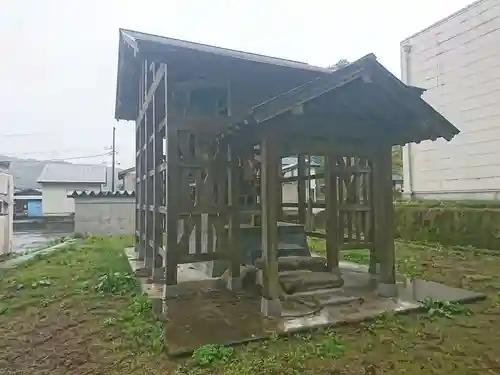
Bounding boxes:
37 164 107 184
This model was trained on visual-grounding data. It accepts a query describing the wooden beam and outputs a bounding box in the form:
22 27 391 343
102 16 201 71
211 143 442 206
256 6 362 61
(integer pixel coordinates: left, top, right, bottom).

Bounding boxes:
153 70 165 280
371 144 396 297
164 64 180 289
297 154 306 224
325 152 341 274
227 143 242 290
260 135 282 316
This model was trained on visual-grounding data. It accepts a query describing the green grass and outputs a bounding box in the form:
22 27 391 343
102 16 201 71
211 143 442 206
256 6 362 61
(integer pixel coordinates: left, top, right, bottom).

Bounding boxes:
1 236 499 374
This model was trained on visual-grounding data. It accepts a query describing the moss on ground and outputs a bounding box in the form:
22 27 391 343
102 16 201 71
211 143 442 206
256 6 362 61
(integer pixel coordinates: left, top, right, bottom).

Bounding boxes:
1 236 500 374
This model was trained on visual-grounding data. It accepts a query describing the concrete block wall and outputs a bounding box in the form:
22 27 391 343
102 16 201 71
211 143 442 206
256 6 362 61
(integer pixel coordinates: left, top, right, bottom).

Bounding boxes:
73 196 135 236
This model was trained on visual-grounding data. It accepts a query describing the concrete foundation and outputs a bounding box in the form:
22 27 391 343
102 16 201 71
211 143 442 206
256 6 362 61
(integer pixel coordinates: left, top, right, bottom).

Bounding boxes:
123 247 486 357
261 297 282 317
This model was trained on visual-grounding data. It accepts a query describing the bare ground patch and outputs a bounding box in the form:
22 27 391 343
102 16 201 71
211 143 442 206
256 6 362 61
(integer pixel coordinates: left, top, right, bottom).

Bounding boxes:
1 237 500 374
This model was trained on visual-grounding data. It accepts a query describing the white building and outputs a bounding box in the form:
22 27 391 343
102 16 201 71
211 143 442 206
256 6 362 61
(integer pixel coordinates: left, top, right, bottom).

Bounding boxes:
0 161 13 255
37 164 107 216
401 0 500 200
117 167 136 191
281 156 321 204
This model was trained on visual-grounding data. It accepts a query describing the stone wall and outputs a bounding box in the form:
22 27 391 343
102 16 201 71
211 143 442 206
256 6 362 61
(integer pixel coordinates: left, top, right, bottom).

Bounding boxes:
73 195 135 236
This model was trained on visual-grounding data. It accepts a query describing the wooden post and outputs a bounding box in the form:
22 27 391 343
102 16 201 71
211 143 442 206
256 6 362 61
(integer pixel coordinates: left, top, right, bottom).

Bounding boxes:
305 154 314 231
136 61 146 262
135 71 143 260
260 135 282 317
163 64 180 298
297 154 306 224
372 144 397 297
277 157 283 221
152 66 164 281
227 144 242 290
325 152 341 276
144 62 154 275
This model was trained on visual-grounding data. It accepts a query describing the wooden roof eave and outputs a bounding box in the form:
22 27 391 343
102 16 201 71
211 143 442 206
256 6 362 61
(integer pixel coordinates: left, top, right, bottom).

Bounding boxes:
366 59 460 142
215 58 375 143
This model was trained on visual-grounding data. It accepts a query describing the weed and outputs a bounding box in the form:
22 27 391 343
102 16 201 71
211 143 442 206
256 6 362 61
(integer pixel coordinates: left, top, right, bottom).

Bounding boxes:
192 344 235 367
421 298 472 319
104 317 116 326
313 331 345 359
95 272 138 295
31 278 53 288
342 249 370 265
118 294 164 352
364 312 400 333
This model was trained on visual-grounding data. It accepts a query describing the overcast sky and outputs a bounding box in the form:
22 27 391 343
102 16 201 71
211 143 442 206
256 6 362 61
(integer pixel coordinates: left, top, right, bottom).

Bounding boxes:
1 0 474 168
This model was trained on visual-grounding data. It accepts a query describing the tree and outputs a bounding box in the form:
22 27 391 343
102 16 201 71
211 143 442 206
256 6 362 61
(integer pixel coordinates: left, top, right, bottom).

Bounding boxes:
328 59 350 70
392 146 403 174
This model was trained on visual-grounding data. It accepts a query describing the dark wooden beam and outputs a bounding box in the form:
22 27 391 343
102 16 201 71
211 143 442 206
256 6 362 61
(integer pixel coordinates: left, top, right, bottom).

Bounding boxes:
325 152 340 273
260 135 281 316
371 143 396 297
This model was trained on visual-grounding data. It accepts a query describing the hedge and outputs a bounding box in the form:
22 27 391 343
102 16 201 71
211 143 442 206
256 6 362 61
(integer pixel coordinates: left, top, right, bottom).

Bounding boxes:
309 200 500 250
394 206 500 250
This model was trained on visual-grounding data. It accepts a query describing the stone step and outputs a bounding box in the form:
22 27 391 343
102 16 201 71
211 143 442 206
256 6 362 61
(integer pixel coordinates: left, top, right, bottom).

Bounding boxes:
255 255 327 272
279 270 344 294
249 244 310 265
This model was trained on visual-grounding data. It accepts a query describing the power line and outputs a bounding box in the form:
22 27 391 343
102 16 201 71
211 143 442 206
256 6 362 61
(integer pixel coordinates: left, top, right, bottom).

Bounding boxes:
47 152 112 162
3 148 101 156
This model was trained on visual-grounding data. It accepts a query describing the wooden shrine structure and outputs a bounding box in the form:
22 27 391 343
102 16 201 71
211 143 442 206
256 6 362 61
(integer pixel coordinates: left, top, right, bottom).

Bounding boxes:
114 29 459 316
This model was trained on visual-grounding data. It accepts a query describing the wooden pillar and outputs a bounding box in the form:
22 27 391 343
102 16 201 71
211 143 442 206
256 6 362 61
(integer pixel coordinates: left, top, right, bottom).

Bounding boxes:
163 64 180 298
135 60 146 262
260 135 282 317
325 152 341 276
305 154 314 231
226 144 242 290
372 144 397 297
277 157 283 221
297 154 306 224
152 64 165 281
144 62 155 275
134 75 143 260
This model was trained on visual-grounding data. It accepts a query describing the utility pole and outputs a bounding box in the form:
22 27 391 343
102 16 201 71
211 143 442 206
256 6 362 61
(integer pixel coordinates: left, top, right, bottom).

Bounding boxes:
111 126 116 192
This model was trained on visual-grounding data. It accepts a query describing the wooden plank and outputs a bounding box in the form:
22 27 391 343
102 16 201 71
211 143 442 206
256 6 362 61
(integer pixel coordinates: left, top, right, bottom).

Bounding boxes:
297 154 306 224
135 64 166 127
260 136 281 303
153 77 165 275
227 144 241 280
325 152 340 272
164 64 180 287
281 172 325 183
178 252 228 264
371 145 395 285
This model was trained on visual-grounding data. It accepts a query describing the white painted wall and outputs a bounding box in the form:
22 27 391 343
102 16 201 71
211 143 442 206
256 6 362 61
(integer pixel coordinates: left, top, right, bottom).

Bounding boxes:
282 166 317 203
121 171 136 191
41 183 103 216
0 171 13 255
401 0 500 199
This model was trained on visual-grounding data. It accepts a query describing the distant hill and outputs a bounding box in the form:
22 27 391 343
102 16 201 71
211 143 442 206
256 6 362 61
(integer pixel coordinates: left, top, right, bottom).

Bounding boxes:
0 155 122 191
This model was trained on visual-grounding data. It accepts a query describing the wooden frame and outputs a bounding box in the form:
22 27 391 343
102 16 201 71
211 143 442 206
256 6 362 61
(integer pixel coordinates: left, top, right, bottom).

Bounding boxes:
129 47 427 319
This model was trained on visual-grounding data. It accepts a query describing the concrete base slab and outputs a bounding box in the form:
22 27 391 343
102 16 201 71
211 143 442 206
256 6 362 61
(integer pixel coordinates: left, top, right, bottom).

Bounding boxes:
134 267 153 278
261 297 282 317
377 283 398 298
226 276 242 291
123 247 486 357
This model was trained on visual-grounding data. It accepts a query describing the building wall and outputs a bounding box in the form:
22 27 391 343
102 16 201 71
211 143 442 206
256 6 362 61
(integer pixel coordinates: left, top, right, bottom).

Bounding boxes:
122 172 136 191
401 0 500 199
282 166 317 203
41 182 103 216
73 196 135 236
0 171 14 255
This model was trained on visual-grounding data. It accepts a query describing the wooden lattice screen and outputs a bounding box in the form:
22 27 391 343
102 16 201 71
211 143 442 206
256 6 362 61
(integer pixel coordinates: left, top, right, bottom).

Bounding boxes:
335 156 373 250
